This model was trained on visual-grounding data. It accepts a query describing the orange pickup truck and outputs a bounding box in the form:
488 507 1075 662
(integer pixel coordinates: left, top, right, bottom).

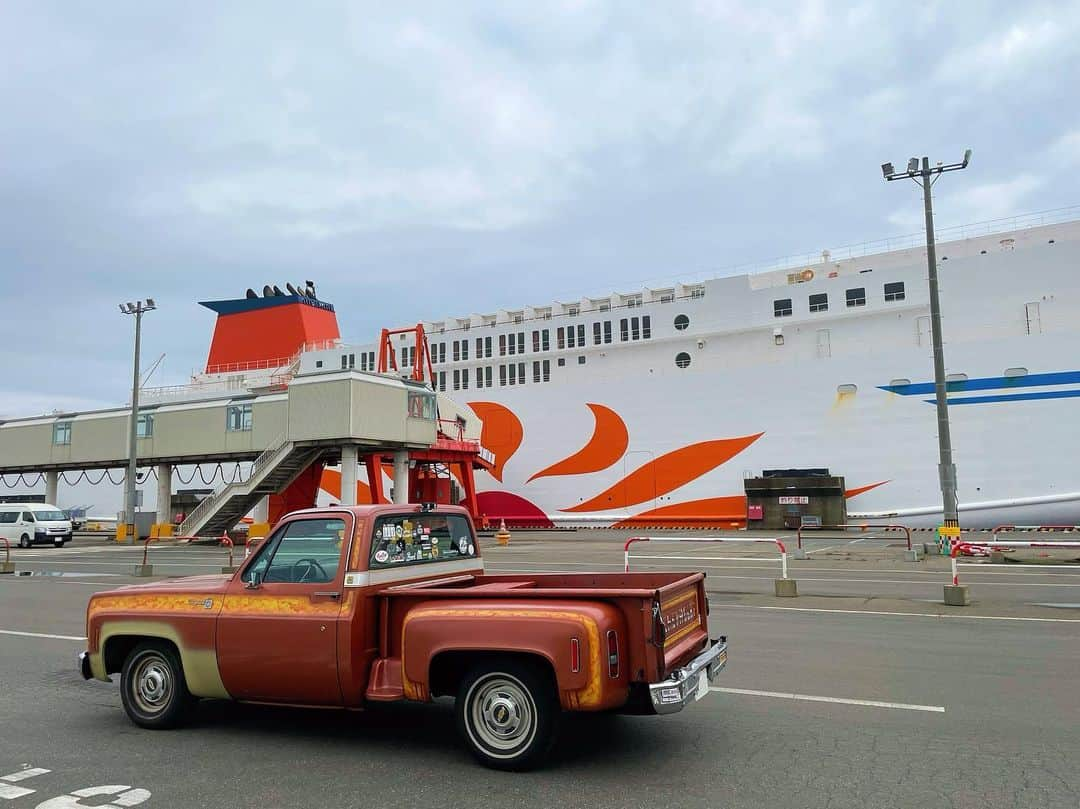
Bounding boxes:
79 504 727 769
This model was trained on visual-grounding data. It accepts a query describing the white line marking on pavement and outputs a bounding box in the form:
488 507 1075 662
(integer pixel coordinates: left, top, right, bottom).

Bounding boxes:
0 629 86 641
713 604 1080 623
710 686 945 713
0 766 50 800
2 768 51 782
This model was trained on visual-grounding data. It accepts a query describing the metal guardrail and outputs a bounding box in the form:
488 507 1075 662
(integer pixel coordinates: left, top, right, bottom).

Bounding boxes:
990 525 1080 542
796 523 912 551
950 540 1080 585
623 536 789 579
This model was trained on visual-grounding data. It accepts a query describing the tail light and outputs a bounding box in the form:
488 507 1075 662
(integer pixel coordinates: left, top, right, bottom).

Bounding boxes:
570 637 581 673
606 630 619 678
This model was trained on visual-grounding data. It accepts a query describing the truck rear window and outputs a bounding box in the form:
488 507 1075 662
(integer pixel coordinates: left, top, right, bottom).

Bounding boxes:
369 513 476 569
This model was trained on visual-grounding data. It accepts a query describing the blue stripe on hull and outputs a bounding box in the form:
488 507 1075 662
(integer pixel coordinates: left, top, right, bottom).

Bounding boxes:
881 370 1080 396
922 389 1080 405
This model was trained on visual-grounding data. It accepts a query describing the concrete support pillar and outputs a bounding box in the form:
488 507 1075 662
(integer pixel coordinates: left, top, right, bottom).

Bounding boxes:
340 445 359 506
392 450 410 504
45 471 59 505
253 496 269 523
156 464 172 525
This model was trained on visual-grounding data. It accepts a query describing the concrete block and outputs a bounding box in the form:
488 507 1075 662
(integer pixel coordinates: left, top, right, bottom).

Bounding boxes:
774 578 798 598
943 584 970 606
904 548 923 562
0 561 14 574
923 542 942 556
132 564 154 577
792 549 808 560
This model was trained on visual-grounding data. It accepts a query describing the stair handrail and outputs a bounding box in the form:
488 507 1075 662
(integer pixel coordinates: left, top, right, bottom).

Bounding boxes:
180 434 291 536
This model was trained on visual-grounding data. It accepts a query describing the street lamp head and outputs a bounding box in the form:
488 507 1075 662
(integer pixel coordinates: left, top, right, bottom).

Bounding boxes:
961 148 972 168
881 162 895 179
906 157 920 173
145 298 156 309
126 302 135 312
119 303 128 314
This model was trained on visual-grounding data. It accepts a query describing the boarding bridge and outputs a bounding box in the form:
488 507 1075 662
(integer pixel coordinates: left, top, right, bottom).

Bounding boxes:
0 370 454 538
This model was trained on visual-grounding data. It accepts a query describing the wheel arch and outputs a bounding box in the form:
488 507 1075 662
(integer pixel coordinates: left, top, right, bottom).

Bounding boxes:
429 649 557 700
96 621 229 699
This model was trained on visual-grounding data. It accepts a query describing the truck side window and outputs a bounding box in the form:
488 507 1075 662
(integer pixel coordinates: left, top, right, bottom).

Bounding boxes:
370 514 476 568
249 518 347 585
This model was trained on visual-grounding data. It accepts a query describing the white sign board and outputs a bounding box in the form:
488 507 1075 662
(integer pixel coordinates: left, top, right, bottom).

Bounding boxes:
778 495 809 505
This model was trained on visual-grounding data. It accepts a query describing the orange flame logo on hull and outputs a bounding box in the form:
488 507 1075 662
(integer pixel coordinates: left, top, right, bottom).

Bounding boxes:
528 403 628 482
467 402 523 483
562 433 764 513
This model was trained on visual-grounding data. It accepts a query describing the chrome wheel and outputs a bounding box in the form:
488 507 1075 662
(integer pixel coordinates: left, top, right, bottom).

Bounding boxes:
131 653 173 714
466 674 537 756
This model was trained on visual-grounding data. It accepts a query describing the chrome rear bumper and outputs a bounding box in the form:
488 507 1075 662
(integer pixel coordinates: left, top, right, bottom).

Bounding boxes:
648 638 728 715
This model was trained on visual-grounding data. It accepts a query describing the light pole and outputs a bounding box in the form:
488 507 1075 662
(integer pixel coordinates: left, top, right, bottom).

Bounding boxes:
881 151 971 542
118 299 156 542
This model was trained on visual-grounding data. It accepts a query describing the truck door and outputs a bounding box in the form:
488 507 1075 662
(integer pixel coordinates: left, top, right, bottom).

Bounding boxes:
216 513 351 704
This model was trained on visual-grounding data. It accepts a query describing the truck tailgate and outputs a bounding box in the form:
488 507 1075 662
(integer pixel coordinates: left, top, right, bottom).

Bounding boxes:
655 574 711 676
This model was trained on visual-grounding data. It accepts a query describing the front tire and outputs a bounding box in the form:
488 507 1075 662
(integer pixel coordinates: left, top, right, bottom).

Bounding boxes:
456 659 559 771
120 641 197 729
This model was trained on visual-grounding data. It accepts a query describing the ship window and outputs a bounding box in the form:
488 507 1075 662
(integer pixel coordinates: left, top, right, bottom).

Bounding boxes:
532 330 541 352
675 352 691 369
476 337 483 359
508 334 516 355
603 321 612 343
773 299 793 317
499 365 506 386
226 404 253 432
519 362 526 382
576 324 585 346
809 293 828 313
846 288 866 307
460 341 469 361
689 285 705 299
349 353 356 368
518 333 525 354
370 350 376 368
541 330 550 351
884 282 905 302
475 367 484 388
461 369 469 389
452 370 460 391
485 367 492 387
557 327 565 350
620 318 629 341
341 355 348 369
567 305 580 316
453 341 461 362
558 357 566 367
631 317 640 340
642 315 652 339
53 421 72 445
499 334 506 356
674 314 690 330
565 327 575 348
626 295 642 308
315 360 323 369
509 364 517 385
542 360 550 381
593 322 601 344
438 371 446 392
578 355 586 365
533 361 541 383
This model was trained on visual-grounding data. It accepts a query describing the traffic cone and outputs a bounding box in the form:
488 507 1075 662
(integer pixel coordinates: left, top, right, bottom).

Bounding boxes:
495 519 511 546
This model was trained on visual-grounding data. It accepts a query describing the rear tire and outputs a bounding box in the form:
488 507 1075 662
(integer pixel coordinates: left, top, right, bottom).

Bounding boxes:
19 535 30 549
456 659 559 771
120 641 197 729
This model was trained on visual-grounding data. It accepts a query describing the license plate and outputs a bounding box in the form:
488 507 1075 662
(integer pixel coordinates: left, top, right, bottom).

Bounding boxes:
694 670 708 701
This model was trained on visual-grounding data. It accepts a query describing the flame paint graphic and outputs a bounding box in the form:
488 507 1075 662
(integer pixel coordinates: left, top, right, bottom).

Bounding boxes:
562 433 764 513
468 401 523 483
527 403 628 482
844 480 890 499
319 468 376 504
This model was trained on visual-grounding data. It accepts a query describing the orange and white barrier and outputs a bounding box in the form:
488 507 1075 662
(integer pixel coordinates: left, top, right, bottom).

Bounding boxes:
949 540 1080 585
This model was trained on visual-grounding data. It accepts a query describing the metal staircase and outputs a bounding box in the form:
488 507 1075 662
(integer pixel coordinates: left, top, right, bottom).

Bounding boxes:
179 437 325 538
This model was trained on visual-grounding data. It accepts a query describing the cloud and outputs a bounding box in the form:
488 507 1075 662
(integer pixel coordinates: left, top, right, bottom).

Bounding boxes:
886 172 1045 229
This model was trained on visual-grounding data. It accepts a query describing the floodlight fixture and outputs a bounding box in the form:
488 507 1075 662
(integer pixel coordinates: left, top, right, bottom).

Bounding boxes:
961 148 972 168
881 162 894 179
906 157 920 173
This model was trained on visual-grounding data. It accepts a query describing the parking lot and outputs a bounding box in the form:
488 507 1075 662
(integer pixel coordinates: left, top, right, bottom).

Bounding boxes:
2 531 1079 808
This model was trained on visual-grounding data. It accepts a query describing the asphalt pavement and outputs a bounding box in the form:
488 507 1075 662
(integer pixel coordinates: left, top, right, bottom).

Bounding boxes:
1 532 1079 808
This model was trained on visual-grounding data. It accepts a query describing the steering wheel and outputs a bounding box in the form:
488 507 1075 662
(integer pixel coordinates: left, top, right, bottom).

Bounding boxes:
291 557 329 583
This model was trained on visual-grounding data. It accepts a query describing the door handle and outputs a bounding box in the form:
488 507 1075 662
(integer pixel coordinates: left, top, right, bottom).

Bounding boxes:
313 591 340 600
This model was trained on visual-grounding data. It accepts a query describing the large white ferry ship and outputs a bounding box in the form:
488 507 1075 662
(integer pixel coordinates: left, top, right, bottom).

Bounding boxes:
292 210 1080 530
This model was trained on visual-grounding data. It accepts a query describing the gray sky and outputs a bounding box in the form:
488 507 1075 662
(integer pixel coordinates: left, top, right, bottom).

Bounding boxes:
2 0 1079 420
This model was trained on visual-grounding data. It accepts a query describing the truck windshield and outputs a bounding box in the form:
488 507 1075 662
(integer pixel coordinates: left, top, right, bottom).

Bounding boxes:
369 513 476 569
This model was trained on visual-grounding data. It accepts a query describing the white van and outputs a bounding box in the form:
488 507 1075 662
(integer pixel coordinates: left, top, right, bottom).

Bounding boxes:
0 503 73 548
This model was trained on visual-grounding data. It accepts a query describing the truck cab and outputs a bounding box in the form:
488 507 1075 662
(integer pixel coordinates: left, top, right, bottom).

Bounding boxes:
81 505 727 770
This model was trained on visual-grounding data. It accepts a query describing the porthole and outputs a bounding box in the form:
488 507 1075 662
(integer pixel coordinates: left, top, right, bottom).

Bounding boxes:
674 314 690 331
675 352 692 369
